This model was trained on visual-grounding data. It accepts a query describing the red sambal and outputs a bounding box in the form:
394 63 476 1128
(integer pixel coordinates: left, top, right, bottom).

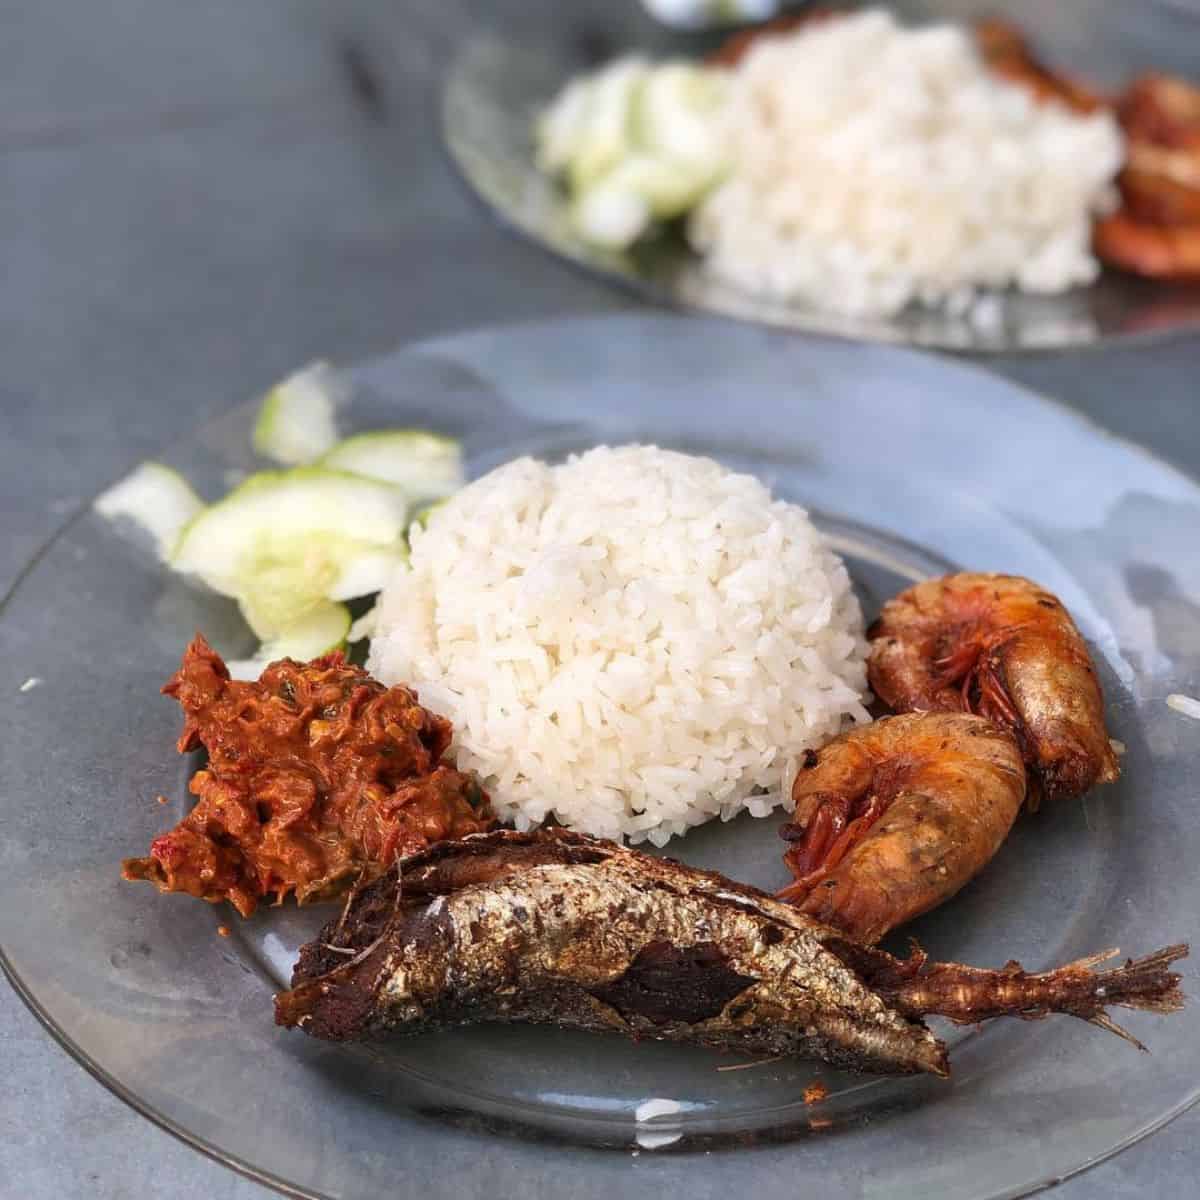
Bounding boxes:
122 634 493 917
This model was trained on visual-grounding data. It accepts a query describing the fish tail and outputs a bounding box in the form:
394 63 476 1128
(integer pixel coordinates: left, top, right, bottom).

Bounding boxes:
871 942 1187 1048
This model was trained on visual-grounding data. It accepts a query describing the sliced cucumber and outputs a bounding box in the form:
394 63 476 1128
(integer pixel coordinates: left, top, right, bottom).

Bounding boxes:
536 75 595 175
539 56 729 250
94 462 205 560
599 153 719 221
325 546 407 602
171 466 408 638
633 64 729 171
252 360 349 466
226 601 351 681
348 601 379 646
319 431 464 503
566 57 651 193
571 179 653 248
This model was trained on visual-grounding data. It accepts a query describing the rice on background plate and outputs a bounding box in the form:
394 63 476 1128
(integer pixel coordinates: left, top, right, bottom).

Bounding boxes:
689 8 1124 318
366 445 869 845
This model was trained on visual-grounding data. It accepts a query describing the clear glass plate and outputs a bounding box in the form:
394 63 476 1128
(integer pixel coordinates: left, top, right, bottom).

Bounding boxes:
442 0 1200 352
3 314 1199 1199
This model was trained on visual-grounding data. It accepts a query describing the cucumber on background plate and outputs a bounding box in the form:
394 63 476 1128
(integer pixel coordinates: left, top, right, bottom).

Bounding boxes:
536 57 730 250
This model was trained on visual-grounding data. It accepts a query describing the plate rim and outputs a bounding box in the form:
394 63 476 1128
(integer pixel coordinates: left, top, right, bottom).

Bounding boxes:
439 33 1200 357
4 311 1200 1200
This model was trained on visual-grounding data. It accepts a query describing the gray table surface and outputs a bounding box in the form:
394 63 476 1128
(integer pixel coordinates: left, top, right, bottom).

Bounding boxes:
2 1 1198 1196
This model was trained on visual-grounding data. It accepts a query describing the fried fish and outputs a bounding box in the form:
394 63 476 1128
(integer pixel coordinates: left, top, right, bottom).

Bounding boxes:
276 830 1185 1077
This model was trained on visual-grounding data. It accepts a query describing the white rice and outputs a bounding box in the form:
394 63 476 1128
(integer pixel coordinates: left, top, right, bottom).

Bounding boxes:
366 445 868 845
688 8 1124 317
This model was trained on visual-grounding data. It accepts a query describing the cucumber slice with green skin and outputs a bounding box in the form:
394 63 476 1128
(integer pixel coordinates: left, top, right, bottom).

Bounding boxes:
252 360 349 466
348 601 379 646
596 153 720 222
171 466 408 638
94 461 205 560
633 64 729 172
226 600 351 681
318 431 464 502
541 58 728 249
536 75 595 175
571 179 653 248
325 546 407 602
565 57 651 194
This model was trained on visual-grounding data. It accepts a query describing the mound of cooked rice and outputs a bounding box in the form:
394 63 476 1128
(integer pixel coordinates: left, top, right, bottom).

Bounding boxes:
367 445 868 845
688 8 1124 318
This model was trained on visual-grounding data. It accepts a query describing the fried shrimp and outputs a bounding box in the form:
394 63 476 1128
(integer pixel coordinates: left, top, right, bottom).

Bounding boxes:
1097 73 1200 280
973 17 1105 115
778 713 1025 944
1093 212 1200 279
867 573 1120 804
1120 74 1200 155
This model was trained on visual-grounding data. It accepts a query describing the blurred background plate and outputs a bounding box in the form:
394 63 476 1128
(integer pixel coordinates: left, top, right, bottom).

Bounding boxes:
442 0 1200 351
2 314 1200 1198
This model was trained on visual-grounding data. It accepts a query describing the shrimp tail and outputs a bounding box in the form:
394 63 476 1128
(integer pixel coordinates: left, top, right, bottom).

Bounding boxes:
861 942 1188 1049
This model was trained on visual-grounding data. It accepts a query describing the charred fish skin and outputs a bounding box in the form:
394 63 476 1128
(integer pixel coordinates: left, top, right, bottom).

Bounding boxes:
276 830 1185 1076
277 830 950 1078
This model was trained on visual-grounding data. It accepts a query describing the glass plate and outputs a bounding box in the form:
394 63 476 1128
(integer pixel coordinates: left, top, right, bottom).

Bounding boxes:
441 0 1200 352
3 314 1199 1200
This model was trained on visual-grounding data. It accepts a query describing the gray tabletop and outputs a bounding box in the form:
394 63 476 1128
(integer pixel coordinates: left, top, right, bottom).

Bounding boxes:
3 2 1198 1197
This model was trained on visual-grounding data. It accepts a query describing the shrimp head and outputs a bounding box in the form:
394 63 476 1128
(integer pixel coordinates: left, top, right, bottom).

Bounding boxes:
867 573 1120 804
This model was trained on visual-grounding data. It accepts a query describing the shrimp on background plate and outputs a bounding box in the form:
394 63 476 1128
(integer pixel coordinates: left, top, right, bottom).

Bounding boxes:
1094 212 1200 280
779 712 1026 944
1096 73 1200 279
973 17 1106 115
867 573 1120 805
